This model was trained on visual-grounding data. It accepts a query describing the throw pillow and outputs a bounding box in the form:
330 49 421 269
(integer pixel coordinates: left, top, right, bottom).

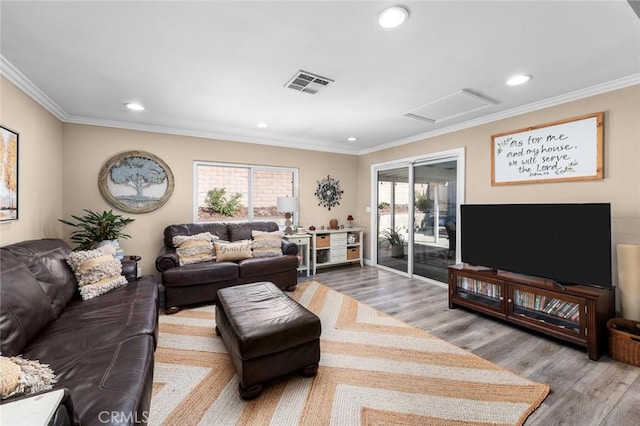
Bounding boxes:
67 246 128 300
0 356 56 399
214 240 253 262
173 232 218 266
251 230 284 258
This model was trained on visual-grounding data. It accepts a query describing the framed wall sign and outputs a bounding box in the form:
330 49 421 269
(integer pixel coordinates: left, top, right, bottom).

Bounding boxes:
0 125 18 221
99 150 174 214
491 112 604 186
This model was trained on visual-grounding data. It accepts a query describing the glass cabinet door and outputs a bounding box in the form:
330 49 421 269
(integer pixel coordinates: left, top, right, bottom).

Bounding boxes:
455 275 504 311
508 286 583 335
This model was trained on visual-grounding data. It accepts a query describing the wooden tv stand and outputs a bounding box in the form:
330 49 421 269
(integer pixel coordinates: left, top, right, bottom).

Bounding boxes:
448 264 615 360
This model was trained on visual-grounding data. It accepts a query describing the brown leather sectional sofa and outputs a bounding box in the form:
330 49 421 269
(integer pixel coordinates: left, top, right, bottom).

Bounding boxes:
155 221 299 314
0 238 158 425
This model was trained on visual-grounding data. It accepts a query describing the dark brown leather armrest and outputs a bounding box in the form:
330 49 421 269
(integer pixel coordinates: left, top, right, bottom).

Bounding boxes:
156 246 179 272
281 240 298 256
120 259 137 282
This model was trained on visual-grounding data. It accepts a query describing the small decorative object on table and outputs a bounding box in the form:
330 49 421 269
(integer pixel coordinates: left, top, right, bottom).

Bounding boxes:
329 219 339 230
347 215 354 228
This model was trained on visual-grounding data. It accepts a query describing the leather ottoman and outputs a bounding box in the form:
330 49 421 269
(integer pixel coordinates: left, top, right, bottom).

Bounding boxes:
215 282 321 399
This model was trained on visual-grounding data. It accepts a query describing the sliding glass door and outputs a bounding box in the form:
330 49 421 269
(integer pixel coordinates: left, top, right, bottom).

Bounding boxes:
376 167 409 274
373 149 463 282
412 161 457 282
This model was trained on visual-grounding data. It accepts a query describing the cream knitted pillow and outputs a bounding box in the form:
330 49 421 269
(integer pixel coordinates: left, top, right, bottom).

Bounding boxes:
251 230 284 258
172 232 218 265
67 245 127 300
0 356 56 399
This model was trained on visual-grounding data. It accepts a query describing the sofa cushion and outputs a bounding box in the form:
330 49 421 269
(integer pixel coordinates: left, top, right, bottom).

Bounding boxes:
0 249 55 356
26 335 155 426
162 261 239 287
228 221 278 242
214 240 253 262
2 239 77 318
67 246 128 300
251 230 284 258
173 232 217 265
164 223 229 247
23 297 158 361
237 255 299 278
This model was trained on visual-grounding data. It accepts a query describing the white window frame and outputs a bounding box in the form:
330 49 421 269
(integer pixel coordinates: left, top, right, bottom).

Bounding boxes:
193 161 299 223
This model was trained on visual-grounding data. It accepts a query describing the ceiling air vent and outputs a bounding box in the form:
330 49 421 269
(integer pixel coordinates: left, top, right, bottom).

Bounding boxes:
285 70 334 94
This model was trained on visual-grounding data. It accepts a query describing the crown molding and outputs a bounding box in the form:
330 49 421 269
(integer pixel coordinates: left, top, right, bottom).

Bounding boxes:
2 54 637 156
0 55 69 121
64 115 358 155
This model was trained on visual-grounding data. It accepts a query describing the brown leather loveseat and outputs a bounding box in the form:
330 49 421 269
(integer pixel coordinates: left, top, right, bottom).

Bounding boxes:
0 238 158 425
155 221 299 314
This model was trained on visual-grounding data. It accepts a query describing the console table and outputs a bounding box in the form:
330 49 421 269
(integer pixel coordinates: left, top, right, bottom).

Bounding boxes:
309 228 363 274
448 264 615 360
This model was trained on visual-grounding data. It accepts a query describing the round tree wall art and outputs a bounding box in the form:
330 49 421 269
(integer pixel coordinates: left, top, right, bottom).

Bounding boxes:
99 150 174 214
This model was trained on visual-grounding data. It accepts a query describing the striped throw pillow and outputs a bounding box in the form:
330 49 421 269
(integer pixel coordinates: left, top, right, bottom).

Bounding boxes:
67 245 127 300
251 230 284 258
173 232 218 265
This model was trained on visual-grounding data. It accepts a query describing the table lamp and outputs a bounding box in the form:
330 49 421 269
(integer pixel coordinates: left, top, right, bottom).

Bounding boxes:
347 214 354 228
277 196 298 234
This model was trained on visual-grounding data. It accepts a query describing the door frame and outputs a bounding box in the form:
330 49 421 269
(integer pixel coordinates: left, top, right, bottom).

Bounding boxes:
370 147 466 281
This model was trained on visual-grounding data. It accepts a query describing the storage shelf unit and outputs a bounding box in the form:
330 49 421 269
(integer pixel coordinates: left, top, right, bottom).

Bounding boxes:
449 264 615 360
310 228 363 274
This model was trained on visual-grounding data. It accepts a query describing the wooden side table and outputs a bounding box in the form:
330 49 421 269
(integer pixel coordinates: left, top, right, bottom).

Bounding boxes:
286 233 311 277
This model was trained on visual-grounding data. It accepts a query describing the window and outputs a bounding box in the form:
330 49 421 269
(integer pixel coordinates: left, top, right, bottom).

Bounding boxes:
194 162 298 225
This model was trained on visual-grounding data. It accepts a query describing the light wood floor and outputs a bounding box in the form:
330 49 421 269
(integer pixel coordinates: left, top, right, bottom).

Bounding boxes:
301 265 640 426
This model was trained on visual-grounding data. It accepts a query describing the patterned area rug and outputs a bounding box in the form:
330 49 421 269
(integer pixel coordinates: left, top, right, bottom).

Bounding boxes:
150 281 549 425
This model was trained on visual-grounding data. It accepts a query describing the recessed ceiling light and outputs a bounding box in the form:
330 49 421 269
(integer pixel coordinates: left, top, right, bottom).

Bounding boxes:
378 6 409 29
125 102 144 111
506 74 532 86
256 122 268 128
347 137 358 142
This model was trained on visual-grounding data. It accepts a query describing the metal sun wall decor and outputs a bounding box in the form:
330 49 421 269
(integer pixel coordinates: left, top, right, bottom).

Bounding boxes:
99 150 174 214
314 175 343 210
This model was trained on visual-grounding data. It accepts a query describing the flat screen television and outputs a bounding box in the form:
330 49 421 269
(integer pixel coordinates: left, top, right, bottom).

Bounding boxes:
460 203 612 289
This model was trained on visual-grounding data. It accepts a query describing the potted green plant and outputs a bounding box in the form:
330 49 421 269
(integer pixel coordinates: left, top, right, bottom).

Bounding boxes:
59 209 135 251
380 227 405 258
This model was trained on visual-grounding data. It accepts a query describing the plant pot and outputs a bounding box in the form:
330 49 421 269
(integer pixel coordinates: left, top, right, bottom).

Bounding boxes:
96 239 124 259
391 244 405 258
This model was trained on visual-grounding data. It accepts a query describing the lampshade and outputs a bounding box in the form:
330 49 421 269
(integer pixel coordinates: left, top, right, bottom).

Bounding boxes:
347 215 354 221
277 196 297 212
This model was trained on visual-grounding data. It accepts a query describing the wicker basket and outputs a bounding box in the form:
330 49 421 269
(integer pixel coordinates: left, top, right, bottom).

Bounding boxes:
607 318 640 367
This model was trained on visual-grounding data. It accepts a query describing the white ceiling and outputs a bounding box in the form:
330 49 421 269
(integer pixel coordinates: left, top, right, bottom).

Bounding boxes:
1 1 639 155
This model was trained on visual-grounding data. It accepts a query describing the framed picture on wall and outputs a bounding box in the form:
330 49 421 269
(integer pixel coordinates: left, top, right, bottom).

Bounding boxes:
0 125 19 221
98 150 174 214
491 112 604 186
